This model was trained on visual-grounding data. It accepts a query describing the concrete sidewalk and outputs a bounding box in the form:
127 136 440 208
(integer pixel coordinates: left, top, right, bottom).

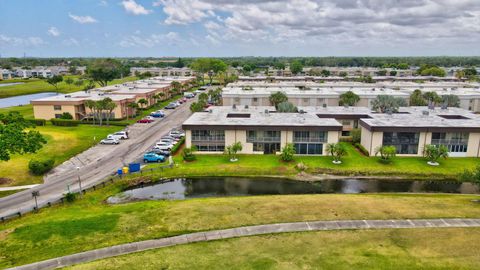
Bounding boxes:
9 218 480 270
0 184 39 192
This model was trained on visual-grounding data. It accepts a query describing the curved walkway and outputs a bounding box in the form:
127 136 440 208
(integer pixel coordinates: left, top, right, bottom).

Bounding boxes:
9 218 480 270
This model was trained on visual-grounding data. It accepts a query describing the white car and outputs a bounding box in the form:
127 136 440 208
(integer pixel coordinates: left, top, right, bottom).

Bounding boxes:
108 131 129 140
145 116 155 121
169 130 185 138
100 138 120 145
154 141 174 151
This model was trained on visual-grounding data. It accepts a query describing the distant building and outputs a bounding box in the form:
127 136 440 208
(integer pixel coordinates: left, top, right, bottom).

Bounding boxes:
130 67 194 77
0 69 14 80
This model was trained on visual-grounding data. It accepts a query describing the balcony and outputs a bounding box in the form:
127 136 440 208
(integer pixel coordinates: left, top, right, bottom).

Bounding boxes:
293 137 326 143
191 136 225 142
431 139 468 145
247 136 281 143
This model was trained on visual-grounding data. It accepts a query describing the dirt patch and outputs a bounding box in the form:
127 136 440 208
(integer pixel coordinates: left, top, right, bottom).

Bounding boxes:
0 178 12 185
0 228 14 241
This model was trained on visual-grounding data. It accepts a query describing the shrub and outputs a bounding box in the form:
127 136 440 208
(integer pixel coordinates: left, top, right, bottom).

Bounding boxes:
80 120 129 126
351 128 361 144
51 118 80 126
423 144 448 165
59 112 73 119
225 141 243 162
65 192 77 203
460 165 480 184
27 118 46 126
325 143 347 163
182 146 196 161
375 145 397 164
280 143 296 162
28 158 55 175
339 136 353 143
354 143 369 156
171 137 185 154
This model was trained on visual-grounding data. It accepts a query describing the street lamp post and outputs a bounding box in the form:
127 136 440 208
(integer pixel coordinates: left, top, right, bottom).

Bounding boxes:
77 166 83 197
31 190 40 212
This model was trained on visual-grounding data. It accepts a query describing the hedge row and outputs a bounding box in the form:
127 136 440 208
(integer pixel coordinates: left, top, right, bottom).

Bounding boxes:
26 119 46 126
171 137 185 154
80 120 130 127
50 118 80 126
354 143 369 156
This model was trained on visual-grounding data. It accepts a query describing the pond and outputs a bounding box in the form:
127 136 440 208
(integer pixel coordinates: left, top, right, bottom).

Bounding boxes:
0 92 58 108
107 177 480 204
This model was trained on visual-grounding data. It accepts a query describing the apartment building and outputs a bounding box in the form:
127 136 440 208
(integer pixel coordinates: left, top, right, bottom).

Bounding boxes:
31 76 195 120
130 67 193 77
183 105 480 158
0 69 13 80
183 106 342 155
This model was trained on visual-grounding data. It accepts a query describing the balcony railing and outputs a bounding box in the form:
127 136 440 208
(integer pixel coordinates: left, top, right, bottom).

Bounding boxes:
293 137 326 143
247 136 281 143
431 139 468 145
192 136 225 142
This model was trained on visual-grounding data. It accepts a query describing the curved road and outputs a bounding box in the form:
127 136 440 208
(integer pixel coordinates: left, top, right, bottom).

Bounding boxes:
0 99 194 219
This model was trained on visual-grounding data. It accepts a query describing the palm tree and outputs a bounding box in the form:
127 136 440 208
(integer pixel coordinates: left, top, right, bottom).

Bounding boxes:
103 98 117 126
127 102 139 120
158 92 166 101
171 81 181 95
84 100 96 125
326 143 347 164
137 98 148 109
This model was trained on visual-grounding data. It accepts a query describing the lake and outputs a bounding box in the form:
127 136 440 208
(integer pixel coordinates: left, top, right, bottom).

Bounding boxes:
0 92 58 108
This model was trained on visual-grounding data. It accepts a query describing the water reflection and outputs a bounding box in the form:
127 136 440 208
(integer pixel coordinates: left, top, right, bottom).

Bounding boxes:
107 177 480 204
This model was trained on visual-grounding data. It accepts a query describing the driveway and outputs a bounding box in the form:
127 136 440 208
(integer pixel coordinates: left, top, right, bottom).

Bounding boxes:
0 98 194 219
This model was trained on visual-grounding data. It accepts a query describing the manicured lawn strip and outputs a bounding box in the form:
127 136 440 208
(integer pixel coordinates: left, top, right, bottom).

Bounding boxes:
67 228 480 270
0 123 121 186
147 144 478 180
0 104 34 118
0 76 138 98
1 188 480 267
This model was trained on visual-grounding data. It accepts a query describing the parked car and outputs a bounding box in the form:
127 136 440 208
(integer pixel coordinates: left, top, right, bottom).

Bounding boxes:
137 118 154 123
169 130 185 138
180 97 188 103
164 103 177 109
154 141 174 151
108 131 129 140
162 135 179 141
177 99 184 104
143 152 166 163
146 116 155 121
150 112 164 118
100 138 120 145
184 92 195 98
150 149 171 157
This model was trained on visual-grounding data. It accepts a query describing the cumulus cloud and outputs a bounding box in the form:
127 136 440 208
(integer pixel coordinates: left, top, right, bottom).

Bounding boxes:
47 27 60 37
0 35 45 47
63 38 80 46
153 0 480 47
119 31 182 47
121 0 152 15
69 13 98 24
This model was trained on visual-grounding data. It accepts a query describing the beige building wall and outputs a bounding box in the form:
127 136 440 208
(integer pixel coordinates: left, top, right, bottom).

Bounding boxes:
33 104 77 120
324 130 340 154
185 130 192 148
360 126 372 155
224 129 261 154
467 132 480 157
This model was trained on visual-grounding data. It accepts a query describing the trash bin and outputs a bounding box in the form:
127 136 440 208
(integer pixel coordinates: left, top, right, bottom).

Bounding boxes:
122 167 129 174
129 163 141 173
117 169 123 175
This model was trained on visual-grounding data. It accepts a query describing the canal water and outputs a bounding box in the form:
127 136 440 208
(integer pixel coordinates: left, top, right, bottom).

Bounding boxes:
107 177 480 204
0 92 58 108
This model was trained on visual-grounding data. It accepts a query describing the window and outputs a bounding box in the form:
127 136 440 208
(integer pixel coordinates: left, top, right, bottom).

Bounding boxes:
432 132 468 153
294 143 322 155
54 114 63 119
191 130 225 142
194 144 225 152
54 105 62 110
342 120 351 126
234 97 240 102
293 131 326 142
303 98 309 103
341 131 351 137
253 98 258 102
247 130 281 142
383 132 419 154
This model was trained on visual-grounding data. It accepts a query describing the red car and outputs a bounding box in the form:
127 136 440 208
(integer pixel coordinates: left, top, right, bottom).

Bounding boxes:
137 118 154 123
181 97 187 103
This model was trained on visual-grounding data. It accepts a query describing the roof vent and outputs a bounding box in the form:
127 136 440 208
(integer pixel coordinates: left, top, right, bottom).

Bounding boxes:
422 110 429 116
232 104 237 110
322 103 327 108
244 105 249 109
265 109 269 114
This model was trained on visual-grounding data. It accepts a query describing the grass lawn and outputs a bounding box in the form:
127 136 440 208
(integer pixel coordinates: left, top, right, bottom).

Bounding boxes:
0 190 25 198
0 104 34 118
146 144 479 180
1 188 480 267
68 228 480 270
0 76 139 98
0 123 121 186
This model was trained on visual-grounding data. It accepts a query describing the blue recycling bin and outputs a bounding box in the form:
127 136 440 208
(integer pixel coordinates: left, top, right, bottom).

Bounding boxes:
117 169 123 175
129 163 141 173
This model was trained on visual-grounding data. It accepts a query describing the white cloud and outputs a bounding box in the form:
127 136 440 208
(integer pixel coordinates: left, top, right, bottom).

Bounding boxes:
69 13 98 24
121 0 152 15
47 27 60 37
119 32 182 47
62 38 80 46
99 0 108 6
0 35 45 47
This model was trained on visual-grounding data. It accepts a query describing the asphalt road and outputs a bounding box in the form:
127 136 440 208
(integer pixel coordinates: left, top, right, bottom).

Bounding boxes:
0 98 194 219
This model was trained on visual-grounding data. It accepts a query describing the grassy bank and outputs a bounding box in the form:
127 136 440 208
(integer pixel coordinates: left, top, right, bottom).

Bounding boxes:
68 228 480 270
0 123 121 186
1 186 480 267
145 144 478 180
0 104 34 118
0 76 138 98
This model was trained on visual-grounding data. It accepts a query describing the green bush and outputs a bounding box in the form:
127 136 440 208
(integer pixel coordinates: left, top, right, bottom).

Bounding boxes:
51 118 80 126
65 192 77 203
80 120 129 126
351 128 361 144
280 143 296 162
59 112 73 119
354 143 369 156
459 165 480 184
182 146 196 161
26 118 46 126
28 158 55 175
339 136 353 142
171 137 185 154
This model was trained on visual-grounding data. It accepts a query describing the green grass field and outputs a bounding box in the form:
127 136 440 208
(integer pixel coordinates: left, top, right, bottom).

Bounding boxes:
0 76 138 98
1 189 480 268
0 123 121 186
0 104 34 118
146 144 478 180
68 228 480 270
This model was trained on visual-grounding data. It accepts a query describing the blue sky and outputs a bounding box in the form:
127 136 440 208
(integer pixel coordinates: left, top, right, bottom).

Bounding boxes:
1 0 480 57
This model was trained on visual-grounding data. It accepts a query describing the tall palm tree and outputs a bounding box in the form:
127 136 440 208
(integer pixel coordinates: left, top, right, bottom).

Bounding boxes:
103 98 117 126
84 100 96 125
137 98 148 109
127 102 139 120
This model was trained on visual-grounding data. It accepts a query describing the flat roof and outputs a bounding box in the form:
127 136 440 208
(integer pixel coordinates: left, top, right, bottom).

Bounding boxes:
183 106 342 131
